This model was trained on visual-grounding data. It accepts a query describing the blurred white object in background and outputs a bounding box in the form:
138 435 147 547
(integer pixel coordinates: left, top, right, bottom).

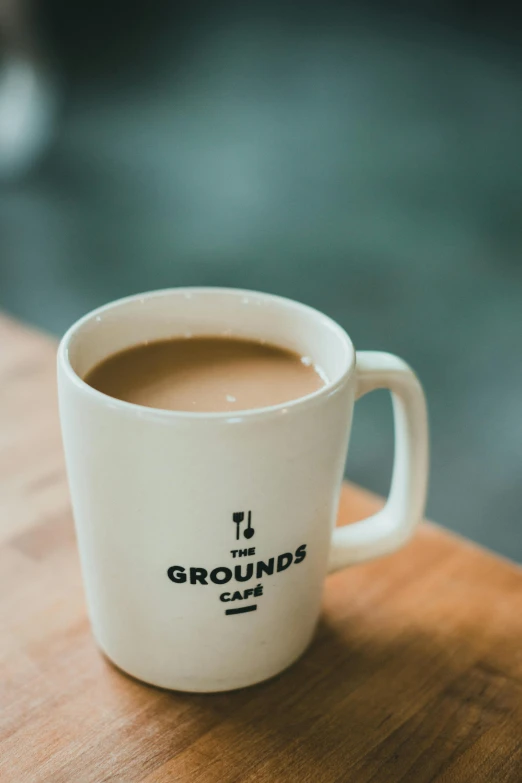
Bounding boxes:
0 0 57 179
0 53 56 178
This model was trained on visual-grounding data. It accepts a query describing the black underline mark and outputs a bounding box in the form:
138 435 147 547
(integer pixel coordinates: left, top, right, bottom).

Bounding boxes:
225 604 257 616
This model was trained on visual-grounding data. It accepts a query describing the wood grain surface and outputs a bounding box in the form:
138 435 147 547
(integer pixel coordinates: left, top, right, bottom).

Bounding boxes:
1 313 522 783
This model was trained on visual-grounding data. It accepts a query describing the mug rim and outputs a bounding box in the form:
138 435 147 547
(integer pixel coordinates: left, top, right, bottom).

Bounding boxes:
58 287 356 422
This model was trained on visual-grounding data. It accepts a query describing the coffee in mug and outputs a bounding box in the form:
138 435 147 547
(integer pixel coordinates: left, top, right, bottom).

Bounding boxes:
83 336 326 413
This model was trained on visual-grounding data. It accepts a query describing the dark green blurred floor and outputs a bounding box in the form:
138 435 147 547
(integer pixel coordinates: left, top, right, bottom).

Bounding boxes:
1 4 521 558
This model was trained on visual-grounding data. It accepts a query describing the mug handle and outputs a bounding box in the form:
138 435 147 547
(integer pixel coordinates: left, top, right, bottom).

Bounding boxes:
328 351 429 572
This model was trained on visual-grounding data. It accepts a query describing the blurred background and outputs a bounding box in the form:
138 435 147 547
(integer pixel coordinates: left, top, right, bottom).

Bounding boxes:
1 1 521 558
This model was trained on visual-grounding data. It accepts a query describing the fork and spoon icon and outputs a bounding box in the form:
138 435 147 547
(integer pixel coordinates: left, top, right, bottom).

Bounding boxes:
232 511 255 540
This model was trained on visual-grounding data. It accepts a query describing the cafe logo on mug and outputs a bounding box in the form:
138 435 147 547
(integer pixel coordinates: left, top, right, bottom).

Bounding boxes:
167 511 307 617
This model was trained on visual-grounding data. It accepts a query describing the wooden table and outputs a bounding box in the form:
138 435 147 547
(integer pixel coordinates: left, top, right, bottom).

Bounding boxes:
1 315 522 783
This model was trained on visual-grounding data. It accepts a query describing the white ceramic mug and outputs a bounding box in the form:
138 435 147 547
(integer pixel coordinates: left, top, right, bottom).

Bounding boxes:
58 288 428 692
